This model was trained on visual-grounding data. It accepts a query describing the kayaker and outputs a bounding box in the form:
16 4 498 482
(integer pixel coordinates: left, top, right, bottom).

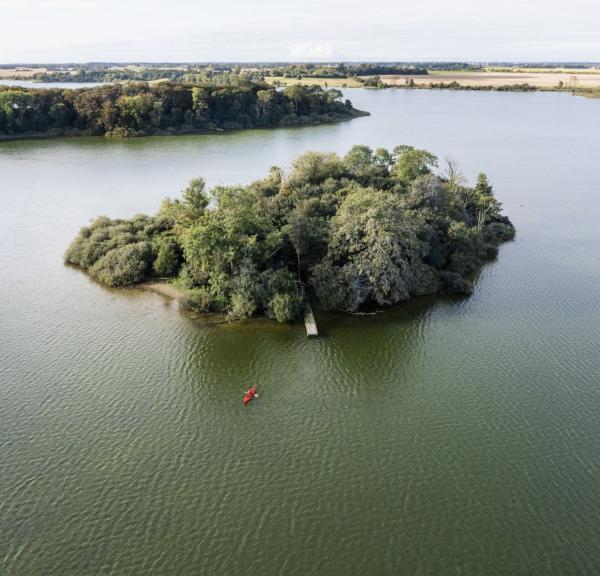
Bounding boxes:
243 387 257 405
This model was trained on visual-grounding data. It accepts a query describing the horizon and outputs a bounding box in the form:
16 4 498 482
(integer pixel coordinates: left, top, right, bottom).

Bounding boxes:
3 60 600 66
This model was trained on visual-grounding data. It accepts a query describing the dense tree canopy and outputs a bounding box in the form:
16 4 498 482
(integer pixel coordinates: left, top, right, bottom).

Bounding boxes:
265 63 428 79
65 145 515 322
12 63 267 85
0 82 365 138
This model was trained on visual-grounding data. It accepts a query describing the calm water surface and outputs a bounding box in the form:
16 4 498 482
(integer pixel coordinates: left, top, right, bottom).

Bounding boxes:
2 90 600 575
0 79 103 89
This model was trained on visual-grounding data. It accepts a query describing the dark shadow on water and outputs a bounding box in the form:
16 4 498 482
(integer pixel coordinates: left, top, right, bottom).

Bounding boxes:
314 292 470 336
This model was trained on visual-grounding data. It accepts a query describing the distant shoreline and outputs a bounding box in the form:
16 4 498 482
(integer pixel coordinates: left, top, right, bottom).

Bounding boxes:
0 82 368 142
268 68 600 97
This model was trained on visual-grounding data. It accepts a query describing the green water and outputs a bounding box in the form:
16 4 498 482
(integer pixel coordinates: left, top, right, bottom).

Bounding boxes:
2 89 600 575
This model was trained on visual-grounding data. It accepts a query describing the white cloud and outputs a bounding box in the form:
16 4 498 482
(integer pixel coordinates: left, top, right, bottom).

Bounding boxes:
288 42 334 60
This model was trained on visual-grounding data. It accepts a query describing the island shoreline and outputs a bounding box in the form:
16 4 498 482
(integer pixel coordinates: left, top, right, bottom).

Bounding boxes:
0 109 369 143
137 280 183 301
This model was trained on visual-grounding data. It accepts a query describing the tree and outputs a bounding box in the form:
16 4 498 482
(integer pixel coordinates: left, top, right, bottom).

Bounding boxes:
473 173 501 230
288 151 344 185
325 88 343 105
159 178 209 232
229 261 264 318
373 148 394 172
256 89 275 121
0 90 34 132
182 178 209 217
191 86 209 125
284 85 305 114
311 187 435 311
267 292 302 323
474 172 493 196
343 145 374 178
1 82 360 138
153 237 180 277
442 157 466 193
116 94 154 133
393 145 438 183
89 242 152 287
48 102 74 128
285 203 327 284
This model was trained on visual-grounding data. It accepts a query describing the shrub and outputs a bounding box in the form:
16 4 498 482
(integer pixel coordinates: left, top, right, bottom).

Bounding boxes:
153 237 180 277
89 241 152 287
439 271 473 294
484 222 516 243
174 264 196 290
179 287 212 311
267 293 303 323
229 264 265 319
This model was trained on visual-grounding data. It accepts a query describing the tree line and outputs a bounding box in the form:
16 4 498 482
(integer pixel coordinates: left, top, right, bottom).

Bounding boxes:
265 63 428 79
65 145 515 322
422 81 538 92
0 82 364 137
23 65 265 85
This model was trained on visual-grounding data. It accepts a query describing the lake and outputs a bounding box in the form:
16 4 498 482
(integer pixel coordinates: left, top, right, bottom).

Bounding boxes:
0 79 104 89
2 89 600 575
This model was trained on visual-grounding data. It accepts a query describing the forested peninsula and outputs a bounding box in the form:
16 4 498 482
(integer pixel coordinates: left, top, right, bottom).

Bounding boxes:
65 145 515 322
0 82 366 139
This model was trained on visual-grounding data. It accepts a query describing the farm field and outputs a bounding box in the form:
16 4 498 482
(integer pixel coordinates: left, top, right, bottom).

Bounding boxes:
0 67 47 78
265 75 363 88
381 70 600 89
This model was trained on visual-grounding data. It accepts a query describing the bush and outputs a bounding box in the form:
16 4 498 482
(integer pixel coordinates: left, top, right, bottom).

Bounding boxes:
267 293 303 323
179 287 218 312
229 265 265 319
174 264 196 290
88 241 152 287
439 271 473 294
484 222 516 243
153 237 180 277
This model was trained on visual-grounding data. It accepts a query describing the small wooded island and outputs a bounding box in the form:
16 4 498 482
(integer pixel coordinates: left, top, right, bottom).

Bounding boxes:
65 145 515 322
0 82 366 138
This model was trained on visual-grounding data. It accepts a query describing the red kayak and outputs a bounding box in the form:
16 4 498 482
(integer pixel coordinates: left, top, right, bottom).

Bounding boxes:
243 387 256 405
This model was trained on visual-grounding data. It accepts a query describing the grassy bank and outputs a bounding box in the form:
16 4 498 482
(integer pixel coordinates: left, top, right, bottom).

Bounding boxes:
573 88 600 99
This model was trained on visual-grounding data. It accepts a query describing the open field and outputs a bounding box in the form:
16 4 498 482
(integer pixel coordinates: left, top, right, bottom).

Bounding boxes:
262 70 600 91
265 76 363 88
0 67 47 78
486 66 600 75
381 70 600 89
4 66 600 92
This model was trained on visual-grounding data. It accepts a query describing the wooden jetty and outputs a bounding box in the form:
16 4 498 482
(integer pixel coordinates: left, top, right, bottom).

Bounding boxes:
304 303 318 337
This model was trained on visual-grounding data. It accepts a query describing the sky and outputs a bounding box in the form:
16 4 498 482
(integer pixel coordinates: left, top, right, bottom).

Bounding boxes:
2 0 600 63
